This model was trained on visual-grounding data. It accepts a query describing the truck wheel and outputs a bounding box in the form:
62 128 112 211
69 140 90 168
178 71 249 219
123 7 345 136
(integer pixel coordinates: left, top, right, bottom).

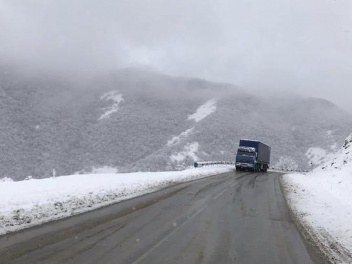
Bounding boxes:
263 165 268 172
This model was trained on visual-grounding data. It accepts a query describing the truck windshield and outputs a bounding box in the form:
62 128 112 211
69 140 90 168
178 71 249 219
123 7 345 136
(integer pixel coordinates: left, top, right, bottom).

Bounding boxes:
237 151 256 157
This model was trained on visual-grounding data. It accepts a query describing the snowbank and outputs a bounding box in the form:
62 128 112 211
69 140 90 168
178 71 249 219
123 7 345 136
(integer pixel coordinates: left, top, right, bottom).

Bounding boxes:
282 134 352 263
0 166 234 235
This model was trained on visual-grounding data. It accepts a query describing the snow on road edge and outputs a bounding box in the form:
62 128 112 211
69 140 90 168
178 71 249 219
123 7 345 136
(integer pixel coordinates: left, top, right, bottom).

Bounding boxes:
0 166 234 235
281 133 352 263
281 173 352 263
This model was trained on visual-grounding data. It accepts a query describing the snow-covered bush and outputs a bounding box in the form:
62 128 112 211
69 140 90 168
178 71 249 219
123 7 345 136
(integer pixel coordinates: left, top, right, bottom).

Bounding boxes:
0 177 13 182
274 156 298 171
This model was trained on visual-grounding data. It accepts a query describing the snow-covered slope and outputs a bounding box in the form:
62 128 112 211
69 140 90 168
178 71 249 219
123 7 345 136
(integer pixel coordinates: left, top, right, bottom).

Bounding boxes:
282 134 352 263
188 99 217 122
170 142 199 166
99 90 124 120
0 166 234 235
167 128 194 147
320 134 352 169
305 130 340 167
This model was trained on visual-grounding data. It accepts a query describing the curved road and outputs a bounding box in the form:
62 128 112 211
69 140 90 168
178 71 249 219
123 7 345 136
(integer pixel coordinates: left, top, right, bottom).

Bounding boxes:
0 171 319 263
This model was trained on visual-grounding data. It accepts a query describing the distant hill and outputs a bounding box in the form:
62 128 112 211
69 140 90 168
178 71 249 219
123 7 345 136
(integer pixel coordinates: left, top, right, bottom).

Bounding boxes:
0 67 351 180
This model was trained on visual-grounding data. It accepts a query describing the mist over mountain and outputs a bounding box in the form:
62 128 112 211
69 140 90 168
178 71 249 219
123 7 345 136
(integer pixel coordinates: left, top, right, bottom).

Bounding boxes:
0 66 351 180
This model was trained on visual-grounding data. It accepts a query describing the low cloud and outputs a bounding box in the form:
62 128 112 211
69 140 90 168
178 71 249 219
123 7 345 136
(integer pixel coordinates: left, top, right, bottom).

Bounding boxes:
1 0 352 111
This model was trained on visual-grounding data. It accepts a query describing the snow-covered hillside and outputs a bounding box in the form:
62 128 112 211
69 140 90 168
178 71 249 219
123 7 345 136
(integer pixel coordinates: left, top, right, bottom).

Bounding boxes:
0 166 235 235
305 130 339 167
0 67 351 180
282 134 352 263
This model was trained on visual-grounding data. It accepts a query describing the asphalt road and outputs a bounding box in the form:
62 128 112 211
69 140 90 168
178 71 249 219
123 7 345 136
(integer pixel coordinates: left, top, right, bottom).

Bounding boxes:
0 171 319 264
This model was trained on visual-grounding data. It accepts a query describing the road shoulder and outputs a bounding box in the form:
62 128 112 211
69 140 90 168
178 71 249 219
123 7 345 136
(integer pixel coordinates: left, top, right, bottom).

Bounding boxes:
280 175 349 264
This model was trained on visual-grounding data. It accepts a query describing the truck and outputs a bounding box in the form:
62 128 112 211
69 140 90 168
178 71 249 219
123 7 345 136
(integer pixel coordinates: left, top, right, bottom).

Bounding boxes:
235 139 271 172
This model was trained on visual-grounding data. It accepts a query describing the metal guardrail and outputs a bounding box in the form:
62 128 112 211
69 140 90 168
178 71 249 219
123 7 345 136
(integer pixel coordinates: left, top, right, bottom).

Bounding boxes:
194 161 237 168
270 168 310 173
193 162 310 173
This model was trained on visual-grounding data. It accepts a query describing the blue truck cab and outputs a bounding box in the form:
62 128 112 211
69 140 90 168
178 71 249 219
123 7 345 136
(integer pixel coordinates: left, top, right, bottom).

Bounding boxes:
235 139 271 172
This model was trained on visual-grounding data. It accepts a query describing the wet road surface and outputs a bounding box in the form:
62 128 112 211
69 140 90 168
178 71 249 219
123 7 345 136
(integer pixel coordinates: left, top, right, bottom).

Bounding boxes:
0 171 318 264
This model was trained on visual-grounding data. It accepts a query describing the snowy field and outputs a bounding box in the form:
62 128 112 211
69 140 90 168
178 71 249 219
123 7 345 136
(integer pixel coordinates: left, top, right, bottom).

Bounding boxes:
0 166 234 235
282 134 352 263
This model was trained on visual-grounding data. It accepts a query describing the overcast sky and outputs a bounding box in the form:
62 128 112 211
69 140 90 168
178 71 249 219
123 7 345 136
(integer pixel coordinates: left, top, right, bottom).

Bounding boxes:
1 0 352 111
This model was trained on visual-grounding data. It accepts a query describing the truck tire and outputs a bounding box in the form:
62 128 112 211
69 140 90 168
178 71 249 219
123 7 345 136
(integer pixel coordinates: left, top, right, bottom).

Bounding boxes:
263 164 268 172
254 164 258 172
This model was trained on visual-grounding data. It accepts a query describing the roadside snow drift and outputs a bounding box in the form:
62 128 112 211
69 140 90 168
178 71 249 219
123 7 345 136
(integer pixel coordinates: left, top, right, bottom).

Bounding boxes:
0 166 234 235
282 134 352 263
